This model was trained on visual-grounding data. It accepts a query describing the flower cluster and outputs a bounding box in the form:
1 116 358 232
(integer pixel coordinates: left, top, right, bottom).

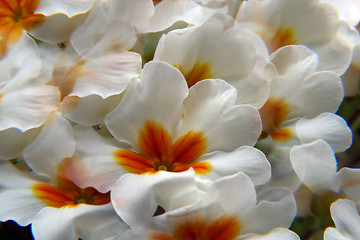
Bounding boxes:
0 0 359 239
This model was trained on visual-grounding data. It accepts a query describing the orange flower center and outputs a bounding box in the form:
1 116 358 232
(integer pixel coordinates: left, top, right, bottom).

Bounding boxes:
153 0 163 6
32 158 110 208
149 214 242 240
267 27 297 53
175 61 214 88
259 97 293 141
0 0 44 45
114 120 211 175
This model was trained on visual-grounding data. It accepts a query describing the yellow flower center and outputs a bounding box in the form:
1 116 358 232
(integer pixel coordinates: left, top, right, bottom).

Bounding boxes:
114 120 211 175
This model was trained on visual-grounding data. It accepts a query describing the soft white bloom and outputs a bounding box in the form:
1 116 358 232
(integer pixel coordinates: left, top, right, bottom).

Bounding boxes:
0 112 128 239
70 61 269 193
154 22 272 108
236 0 359 75
110 171 297 238
258 45 350 150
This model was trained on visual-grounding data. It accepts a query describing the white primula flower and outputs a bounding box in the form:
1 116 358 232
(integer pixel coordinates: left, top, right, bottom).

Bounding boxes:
324 199 360 240
236 0 359 75
0 0 93 50
110 171 297 238
0 112 128 240
70 61 269 193
153 22 272 108
258 45 350 152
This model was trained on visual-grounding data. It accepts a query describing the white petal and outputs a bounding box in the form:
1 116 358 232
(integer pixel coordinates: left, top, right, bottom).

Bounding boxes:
324 227 351 240
0 162 47 226
290 139 341 192
0 127 39 160
296 113 352 152
23 112 75 181
29 13 87 44
309 21 359 75
0 79 59 131
240 228 300 240
178 79 261 152
62 94 122 126
209 172 257 217
32 203 121 240
111 169 196 229
200 146 271 185
243 188 297 234
71 51 142 99
35 0 95 17
72 125 126 193
105 61 188 146
330 199 360 239
338 167 360 204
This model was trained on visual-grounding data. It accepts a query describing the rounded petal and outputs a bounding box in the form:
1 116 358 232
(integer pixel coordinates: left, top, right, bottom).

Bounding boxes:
240 228 300 240
105 61 188 146
32 203 122 240
72 125 127 193
35 0 95 17
338 167 360 204
200 146 271 185
178 79 262 152
290 139 341 192
329 199 360 239
242 188 297 234
296 113 352 152
209 172 257 217
23 112 75 181
0 127 39 160
111 169 196 229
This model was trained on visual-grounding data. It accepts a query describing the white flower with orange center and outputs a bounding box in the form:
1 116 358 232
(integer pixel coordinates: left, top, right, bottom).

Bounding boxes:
258 45 350 148
0 160 127 240
70 61 269 193
0 112 128 239
153 22 272 108
0 0 95 55
110 171 297 239
236 0 359 75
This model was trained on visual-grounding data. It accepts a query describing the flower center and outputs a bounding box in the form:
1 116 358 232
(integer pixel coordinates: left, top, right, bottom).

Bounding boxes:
0 0 44 45
266 27 297 53
175 61 214 88
114 120 211 175
149 214 242 240
32 158 110 208
259 97 293 141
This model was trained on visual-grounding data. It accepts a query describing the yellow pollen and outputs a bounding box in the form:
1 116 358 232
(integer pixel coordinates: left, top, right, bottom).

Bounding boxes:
158 165 168 171
76 199 87 204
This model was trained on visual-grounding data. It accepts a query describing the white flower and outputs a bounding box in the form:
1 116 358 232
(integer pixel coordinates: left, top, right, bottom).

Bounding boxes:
154 22 272 108
110 171 297 238
237 0 359 75
70 61 269 193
